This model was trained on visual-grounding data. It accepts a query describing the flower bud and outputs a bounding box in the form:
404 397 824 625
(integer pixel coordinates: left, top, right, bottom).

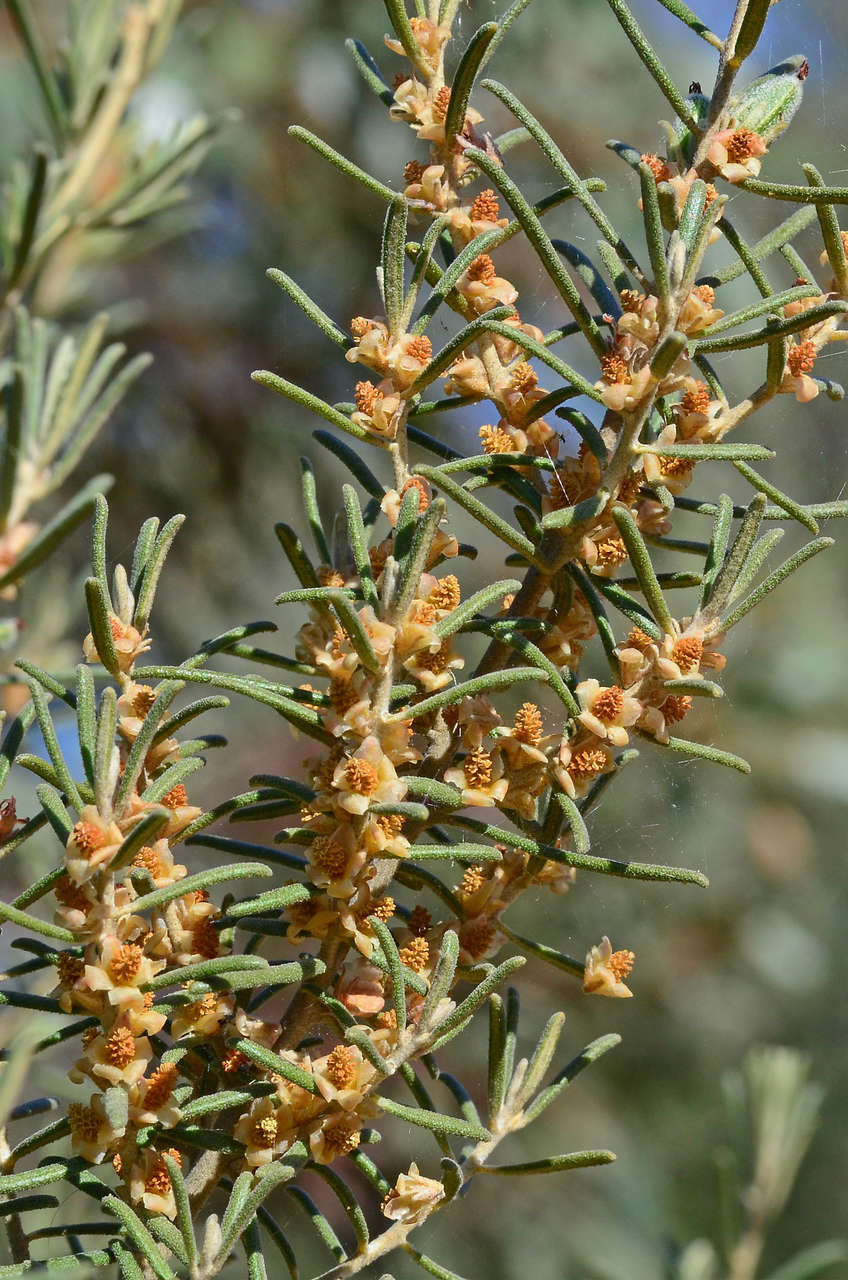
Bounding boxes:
734 54 807 143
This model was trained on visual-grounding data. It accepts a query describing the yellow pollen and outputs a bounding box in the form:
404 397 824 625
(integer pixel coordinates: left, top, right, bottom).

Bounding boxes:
410 600 437 626
672 636 703 672
131 685 157 716
625 627 653 653
726 128 760 161
608 949 635 980
479 423 514 454
399 936 431 973
470 189 500 222
368 894 396 922
512 702 543 746
68 1102 100 1143
144 1150 180 1194
787 340 817 376
133 845 162 878
56 952 84 987
400 476 431 511
510 361 537 394
704 182 718 206
432 85 451 123
144 1062 178 1110
463 749 493 788
415 644 451 675
591 686 624 722
162 784 188 811
405 334 433 363
108 943 143 984
350 316 371 340
600 351 630 384
680 381 711 415
659 455 695 479
72 820 105 854
640 152 671 182
354 380 384 415
617 469 644 504
428 575 460 611
221 1049 249 1074
460 865 486 897
376 813 404 837
104 1025 137 1068
250 1115 279 1149
344 758 380 796
692 284 715 306
323 1118 361 1155
312 836 349 879
466 253 496 284
594 535 629 567
659 694 693 724
54 876 89 910
568 747 609 780
326 1045 357 1089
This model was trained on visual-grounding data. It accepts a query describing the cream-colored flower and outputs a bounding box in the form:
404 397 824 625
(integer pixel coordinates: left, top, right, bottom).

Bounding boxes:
308 1110 366 1165
677 284 723 334
596 352 654 413
129 1061 182 1129
447 188 509 244
385 19 451 74
308 826 368 899
575 679 642 747
271 1052 324 1130
67 1095 122 1164
129 1149 181 1219
404 638 465 692
444 747 508 808
313 1044 375 1111
83 614 151 672
170 991 234 1040
706 127 767 183
330 737 406 817
130 838 187 888
457 253 518 315
351 378 405 439
779 339 819 403
381 1162 445 1224
70 1023 152 1088
553 737 616 799
583 936 635 998
458 913 502 965
81 935 165 1010
233 1096 293 1169
65 806 124 883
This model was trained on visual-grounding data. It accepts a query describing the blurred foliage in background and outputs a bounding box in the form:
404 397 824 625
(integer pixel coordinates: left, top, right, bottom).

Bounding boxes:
1 1 846 1275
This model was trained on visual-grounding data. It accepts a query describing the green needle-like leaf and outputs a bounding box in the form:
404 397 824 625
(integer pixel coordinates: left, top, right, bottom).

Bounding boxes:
376 1096 491 1142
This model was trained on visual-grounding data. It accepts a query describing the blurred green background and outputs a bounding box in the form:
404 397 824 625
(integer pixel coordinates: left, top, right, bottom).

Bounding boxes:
2 1 848 1276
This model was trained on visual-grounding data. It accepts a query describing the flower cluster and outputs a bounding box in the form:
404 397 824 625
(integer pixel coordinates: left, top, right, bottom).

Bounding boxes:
2 4 845 1277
